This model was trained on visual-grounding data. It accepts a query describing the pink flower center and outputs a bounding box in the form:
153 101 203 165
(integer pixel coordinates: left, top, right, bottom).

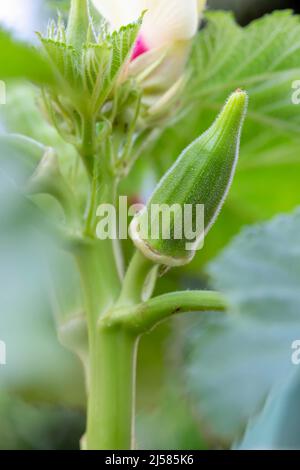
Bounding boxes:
131 35 149 61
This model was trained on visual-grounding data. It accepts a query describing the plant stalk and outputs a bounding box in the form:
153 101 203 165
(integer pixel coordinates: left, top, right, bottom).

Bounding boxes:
87 325 138 450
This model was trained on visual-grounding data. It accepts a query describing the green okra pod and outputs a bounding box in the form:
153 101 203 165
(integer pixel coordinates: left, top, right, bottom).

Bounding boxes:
130 89 248 266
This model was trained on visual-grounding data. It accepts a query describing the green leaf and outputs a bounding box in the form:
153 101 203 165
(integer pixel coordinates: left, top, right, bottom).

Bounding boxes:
181 208 300 443
39 38 81 89
0 29 54 84
188 10 300 138
0 390 84 450
83 42 112 97
93 19 143 109
0 133 46 181
190 11 300 99
235 371 300 450
1 84 88 206
147 11 300 267
136 381 206 450
49 251 88 362
0 169 84 407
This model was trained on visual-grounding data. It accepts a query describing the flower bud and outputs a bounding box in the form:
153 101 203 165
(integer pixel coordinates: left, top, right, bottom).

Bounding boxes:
27 148 78 226
130 90 248 266
129 42 189 124
66 0 90 51
92 1 207 124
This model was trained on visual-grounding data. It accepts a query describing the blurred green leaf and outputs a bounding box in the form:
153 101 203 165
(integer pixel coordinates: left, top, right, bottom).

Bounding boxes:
0 133 45 183
136 381 206 450
236 370 300 450
0 29 54 84
0 155 85 408
1 84 88 207
49 250 89 364
0 392 84 450
208 208 300 322
181 208 300 444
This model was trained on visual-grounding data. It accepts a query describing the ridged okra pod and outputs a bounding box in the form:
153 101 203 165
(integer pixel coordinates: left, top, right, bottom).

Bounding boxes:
130 89 248 266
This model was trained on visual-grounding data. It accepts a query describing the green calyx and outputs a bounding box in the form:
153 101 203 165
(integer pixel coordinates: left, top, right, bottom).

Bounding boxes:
130 89 248 267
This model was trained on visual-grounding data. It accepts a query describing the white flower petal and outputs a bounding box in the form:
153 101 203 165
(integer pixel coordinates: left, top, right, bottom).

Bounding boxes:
140 0 199 49
92 1 201 47
91 0 141 30
147 75 186 116
129 41 190 105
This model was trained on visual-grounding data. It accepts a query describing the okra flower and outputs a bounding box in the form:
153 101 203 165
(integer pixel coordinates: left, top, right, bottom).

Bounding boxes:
92 0 207 116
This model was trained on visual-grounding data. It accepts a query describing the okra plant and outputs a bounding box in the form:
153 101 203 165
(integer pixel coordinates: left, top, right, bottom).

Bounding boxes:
1 0 300 451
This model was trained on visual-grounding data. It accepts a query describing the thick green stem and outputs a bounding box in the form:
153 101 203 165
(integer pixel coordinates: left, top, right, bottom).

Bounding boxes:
78 241 140 450
87 325 138 450
76 241 121 326
75 170 133 449
82 249 155 449
76 241 127 450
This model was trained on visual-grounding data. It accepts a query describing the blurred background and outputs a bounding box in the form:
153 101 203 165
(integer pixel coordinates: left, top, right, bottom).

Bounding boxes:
1 0 300 450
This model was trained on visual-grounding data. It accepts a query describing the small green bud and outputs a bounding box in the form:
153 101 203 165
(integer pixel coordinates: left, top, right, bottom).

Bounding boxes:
26 147 61 196
0 133 46 172
67 0 90 51
27 148 79 226
130 89 248 266
58 313 88 364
